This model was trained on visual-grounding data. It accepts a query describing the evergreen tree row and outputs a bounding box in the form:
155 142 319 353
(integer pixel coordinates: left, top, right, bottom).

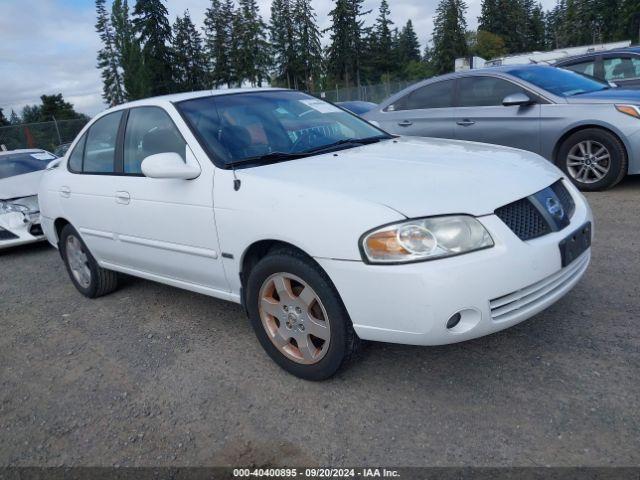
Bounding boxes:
95 0 640 106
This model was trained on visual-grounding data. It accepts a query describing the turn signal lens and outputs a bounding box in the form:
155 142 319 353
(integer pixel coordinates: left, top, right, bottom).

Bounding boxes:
361 215 494 264
615 104 640 119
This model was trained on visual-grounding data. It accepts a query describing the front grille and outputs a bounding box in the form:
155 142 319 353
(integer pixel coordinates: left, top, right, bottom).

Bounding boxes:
489 252 589 322
495 198 551 241
0 229 19 241
495 180 575 241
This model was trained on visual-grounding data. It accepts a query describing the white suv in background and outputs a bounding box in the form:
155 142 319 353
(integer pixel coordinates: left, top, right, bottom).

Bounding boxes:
39 89 593 380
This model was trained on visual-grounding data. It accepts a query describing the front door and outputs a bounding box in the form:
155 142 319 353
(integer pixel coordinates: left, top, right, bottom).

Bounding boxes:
108 106 229 293
454 75 541 154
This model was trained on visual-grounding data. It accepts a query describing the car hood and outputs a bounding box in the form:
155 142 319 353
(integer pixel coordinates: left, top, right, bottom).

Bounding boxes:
565 88 640 104
241 136 562 218
0 170 44 201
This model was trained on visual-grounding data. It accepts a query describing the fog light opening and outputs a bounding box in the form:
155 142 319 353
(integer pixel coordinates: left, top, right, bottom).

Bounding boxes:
446 312 462 329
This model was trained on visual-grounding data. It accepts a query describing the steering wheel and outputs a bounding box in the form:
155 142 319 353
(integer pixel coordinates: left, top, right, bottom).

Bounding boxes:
290 129 331 153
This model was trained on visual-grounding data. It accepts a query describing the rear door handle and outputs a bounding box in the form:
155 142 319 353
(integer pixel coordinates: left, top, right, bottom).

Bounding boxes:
59 186 71 198
115 191 131 205
457 119 476 126
398 120 413 127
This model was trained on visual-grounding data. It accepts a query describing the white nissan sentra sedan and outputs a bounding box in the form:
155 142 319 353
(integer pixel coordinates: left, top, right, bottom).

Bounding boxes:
38 89 593 380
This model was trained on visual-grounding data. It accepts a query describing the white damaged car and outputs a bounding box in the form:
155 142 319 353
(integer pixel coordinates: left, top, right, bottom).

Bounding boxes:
0 149 56 248
38 90 593 380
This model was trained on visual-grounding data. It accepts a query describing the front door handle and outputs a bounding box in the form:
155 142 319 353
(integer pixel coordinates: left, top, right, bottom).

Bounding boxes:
398 120 413 127
115 191 131 205
457 119 476 126
59 186 71 198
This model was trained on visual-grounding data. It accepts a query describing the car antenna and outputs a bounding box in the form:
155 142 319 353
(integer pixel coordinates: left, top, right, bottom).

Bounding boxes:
232 164 241 191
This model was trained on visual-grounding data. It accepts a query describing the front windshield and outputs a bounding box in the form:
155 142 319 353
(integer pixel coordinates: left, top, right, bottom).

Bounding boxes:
507 66 609 97
0 151 56 180
177 90 390 166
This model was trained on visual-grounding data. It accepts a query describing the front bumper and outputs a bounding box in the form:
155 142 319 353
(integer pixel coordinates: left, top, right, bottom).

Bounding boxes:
0 211 45 249
317 186 593 346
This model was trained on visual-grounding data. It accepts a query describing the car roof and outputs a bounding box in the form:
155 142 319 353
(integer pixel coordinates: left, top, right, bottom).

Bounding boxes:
0 149 47 157
419 64 554 81
557 46 640 63
116 87 288 109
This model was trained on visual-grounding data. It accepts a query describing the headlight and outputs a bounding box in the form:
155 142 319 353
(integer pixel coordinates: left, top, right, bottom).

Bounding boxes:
0 201 30 215
361 215 494 264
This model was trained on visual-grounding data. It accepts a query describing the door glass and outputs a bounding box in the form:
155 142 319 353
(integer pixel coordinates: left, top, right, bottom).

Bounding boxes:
123 107 186 174
458 76 526 107
67 133 86 172
604 57 640 80
83 111 123 173
563 60 596 77
389 80 455 111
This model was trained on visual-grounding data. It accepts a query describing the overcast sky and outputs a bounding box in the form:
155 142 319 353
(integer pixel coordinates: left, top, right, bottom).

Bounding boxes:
0 0 557 118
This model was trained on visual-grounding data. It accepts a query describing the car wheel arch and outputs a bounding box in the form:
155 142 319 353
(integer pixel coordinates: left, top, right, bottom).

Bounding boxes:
53 218 71 245
239 239 336 314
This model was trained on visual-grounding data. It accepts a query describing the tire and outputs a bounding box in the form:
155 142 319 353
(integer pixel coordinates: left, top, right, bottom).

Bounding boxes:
557 128 628 191
246 248 360 380
59 224 119 298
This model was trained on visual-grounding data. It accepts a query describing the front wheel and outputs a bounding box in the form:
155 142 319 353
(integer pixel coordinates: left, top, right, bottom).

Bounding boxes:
246 249 359 380
557 128 627 191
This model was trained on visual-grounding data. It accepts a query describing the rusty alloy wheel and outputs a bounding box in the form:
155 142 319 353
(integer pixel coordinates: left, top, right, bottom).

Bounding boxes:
258 272 331 365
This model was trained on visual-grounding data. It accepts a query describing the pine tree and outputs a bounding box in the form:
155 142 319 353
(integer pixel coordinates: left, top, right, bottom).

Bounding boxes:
325 0 368 88
431 0 468 74
204 0 235 87
370 0 395 79
397 20 421 64
292 0 323 90
618 0 640 43
172 11 208 92
0 108 8 127
132 0 174 96
111 0 143 100
235 0 271 86
96 0 126 106
270 0 295 87
9 110 20 125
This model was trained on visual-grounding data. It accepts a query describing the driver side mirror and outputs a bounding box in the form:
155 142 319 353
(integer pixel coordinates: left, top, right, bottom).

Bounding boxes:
502 92 534 107
141 152 201 180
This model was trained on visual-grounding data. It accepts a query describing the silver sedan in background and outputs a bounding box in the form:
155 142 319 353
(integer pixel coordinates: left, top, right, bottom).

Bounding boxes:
365 65 640 190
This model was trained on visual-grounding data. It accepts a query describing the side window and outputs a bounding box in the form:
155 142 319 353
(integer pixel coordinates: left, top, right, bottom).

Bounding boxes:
83 111 123 173
604 57 640 81
388 81 455 111
124 107 186 174
67 133 86 172
458 77 526 107
563 60 596 77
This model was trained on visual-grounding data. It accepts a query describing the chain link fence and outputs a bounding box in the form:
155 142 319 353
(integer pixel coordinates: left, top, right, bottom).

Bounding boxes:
0 118 88 153
312 81 414 104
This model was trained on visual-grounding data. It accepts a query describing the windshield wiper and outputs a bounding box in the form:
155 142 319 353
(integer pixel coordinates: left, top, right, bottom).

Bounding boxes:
228 151 308 167
302 135 390 155
227 136 391 168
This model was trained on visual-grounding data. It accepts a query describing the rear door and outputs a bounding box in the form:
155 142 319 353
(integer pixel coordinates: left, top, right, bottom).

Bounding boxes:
454 75 542 154
375 79 457 139
59 110 124 262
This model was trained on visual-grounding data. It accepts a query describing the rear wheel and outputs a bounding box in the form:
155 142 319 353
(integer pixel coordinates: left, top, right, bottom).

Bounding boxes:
246 249 359 380
59 224 119 298
557 128 627 191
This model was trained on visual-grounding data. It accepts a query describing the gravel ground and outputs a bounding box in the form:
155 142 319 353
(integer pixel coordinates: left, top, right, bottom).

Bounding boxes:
1 177 639 467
